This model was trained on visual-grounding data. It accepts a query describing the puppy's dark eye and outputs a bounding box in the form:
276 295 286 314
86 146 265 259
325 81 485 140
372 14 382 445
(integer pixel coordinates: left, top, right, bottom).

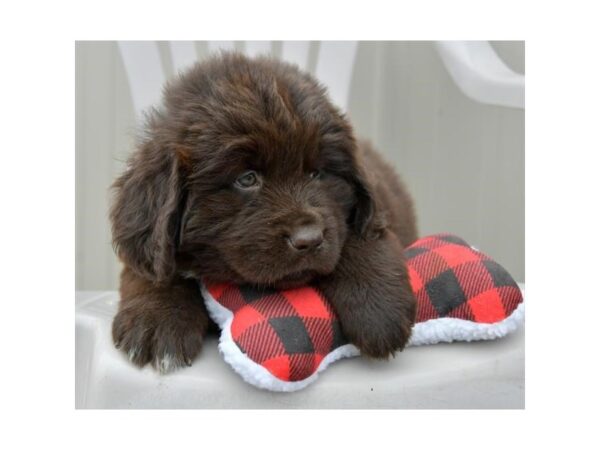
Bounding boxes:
308 169 321 180
235 171 260 189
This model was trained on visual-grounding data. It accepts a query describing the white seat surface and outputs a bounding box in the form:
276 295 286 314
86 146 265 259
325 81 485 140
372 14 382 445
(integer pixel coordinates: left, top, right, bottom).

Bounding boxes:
76 289 524 409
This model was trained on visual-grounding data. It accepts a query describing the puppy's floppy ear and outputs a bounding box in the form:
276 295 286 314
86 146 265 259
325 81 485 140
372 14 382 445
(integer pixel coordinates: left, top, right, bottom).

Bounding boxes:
349 154 377 237
110 137 185 283
321 119 378 237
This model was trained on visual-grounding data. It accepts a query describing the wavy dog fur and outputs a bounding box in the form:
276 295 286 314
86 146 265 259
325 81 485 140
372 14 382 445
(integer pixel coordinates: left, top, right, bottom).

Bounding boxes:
110 52 418 373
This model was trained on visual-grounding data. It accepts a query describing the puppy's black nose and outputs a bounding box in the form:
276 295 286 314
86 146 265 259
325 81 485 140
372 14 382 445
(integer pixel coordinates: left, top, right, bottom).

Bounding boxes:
287 225 324 251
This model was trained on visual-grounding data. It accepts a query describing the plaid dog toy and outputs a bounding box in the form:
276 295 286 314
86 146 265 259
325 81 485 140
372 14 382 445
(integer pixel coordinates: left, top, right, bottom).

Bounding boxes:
201 234 524 392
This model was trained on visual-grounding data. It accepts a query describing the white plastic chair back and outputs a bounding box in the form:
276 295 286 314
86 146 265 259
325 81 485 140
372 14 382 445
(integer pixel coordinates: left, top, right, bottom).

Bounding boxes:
117 41 358 121
435 41 524 109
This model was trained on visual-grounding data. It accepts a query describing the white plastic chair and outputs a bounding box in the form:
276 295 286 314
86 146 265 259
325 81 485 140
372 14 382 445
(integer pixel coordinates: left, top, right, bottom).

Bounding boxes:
118 40 523 120
117 40 358 120
435 41 524 109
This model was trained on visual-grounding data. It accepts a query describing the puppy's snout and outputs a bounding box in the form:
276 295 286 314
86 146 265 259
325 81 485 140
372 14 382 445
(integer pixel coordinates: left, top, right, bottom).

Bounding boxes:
287 224 324 251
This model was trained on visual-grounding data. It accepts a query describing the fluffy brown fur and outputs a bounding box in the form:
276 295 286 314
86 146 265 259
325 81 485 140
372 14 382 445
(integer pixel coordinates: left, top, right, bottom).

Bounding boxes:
110 52 418 373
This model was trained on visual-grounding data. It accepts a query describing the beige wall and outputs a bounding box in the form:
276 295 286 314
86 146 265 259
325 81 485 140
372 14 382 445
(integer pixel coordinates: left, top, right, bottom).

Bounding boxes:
75 41 524 290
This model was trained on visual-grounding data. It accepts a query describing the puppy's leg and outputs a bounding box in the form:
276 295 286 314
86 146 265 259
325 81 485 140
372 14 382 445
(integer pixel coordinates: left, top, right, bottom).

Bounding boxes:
112 267 209 373
316 230 416 358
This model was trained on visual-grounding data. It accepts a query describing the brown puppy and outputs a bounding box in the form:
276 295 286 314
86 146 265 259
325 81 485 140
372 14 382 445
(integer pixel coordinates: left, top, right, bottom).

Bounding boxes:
110 52 418 373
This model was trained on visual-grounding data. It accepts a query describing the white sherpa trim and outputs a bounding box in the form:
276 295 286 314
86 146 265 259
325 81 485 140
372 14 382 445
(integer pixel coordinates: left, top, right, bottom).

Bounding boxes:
407 302 525 346
201 284 360 392
201 283 525 392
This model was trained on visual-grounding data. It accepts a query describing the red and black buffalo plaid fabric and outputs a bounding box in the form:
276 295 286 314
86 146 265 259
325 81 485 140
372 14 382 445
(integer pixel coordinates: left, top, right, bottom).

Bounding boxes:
407 234 522 324
204 234 522 383
205 283 346 382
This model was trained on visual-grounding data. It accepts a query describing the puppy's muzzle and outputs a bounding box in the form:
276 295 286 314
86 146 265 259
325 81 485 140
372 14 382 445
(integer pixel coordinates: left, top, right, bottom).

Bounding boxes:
286 224 324 252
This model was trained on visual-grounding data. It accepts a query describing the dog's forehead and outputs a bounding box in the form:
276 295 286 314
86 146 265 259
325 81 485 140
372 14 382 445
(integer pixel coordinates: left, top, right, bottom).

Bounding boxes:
178 56 352 176
207 97 323 174
222 129 321 176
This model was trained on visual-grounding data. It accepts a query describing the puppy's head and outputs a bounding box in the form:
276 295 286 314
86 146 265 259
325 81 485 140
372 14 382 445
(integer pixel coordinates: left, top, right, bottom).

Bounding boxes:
111 52 375 288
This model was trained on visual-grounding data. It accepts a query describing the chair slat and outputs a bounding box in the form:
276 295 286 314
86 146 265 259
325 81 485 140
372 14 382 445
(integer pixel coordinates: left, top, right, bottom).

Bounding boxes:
117 41 166 118
170 41 198 75
208 41 235 53
314 41 357 111
281 41 310 70
245 41 272 57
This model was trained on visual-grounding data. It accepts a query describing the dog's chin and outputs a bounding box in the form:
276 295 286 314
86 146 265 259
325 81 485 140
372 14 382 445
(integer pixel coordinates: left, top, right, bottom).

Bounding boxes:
268 270 320 290
234 263 337 290
180 259 336 290
207 241 344 289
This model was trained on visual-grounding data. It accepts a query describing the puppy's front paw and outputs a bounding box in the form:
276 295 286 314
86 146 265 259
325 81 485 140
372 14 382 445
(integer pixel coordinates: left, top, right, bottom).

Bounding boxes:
345 311 413 359
112 300 206 373
341 290 416 359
